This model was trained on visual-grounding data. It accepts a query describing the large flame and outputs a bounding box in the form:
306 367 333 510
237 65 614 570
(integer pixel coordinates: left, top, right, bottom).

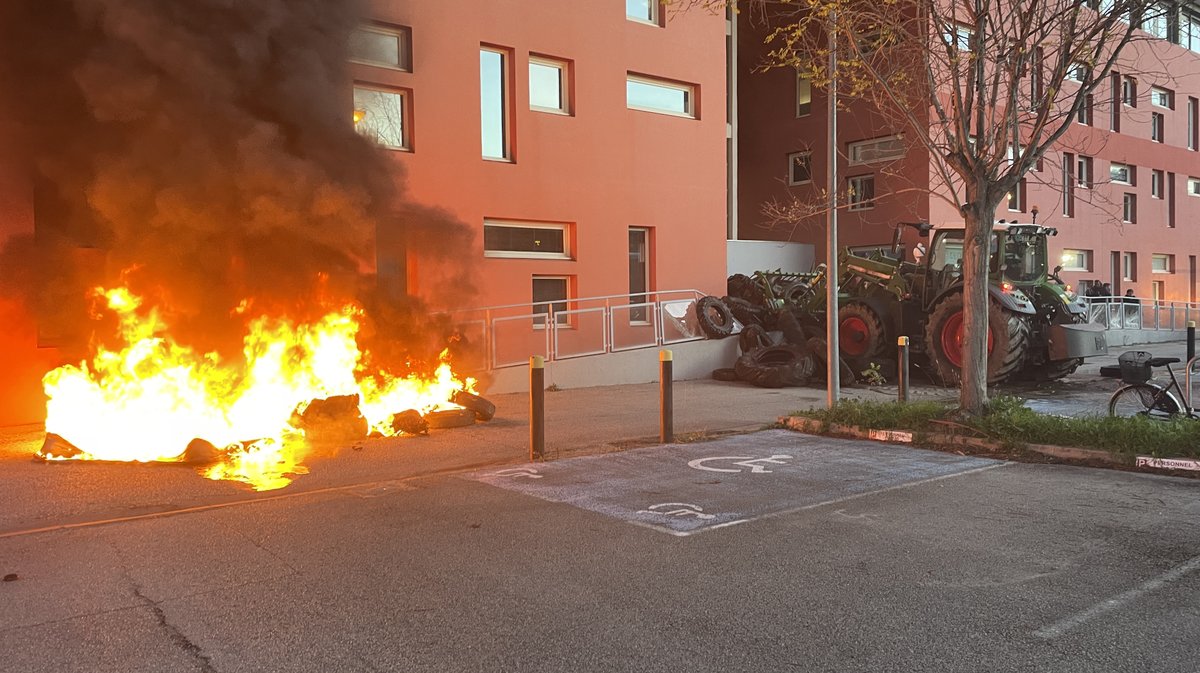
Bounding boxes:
41 287 476 491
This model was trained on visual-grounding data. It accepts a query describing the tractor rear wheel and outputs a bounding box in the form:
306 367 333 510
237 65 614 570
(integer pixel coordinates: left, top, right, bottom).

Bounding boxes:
924 294 1030 385
838 303 888 374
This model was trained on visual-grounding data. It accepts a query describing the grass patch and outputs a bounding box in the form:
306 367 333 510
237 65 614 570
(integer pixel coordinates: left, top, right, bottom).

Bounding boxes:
791 396 1200 459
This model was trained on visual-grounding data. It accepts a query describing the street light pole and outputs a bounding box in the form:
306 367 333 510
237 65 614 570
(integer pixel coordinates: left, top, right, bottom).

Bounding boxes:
826 12 841 406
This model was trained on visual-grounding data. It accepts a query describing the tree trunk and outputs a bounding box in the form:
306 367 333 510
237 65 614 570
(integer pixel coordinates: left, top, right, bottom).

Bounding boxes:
958 197 995 416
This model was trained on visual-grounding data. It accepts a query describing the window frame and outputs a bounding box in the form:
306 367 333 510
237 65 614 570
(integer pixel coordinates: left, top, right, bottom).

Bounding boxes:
795 73 812 117
352 84 411 151
480 46 513 161
628 227 652 325
787 151 813 185
1123 252 1137 282
1122 76 1138 107
1151 86 1174 109
847 135 906 165
1188 177 1200 196
1076 155 1093 189
1151 253 1174 274
1151 112 1165 143
1152 169 1164 198
1110 162 1133 185
348 23 412 72
625 0 662 26
1123 192 1138 223
528 55 571 115
1060 249 1092 272
847 174 876 211
483 219 572 260
625 74 696 119
532 275 572 330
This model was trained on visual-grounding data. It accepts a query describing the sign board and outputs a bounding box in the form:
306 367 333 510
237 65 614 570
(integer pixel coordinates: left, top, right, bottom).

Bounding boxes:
868 429 913 443
1136 456 1200 472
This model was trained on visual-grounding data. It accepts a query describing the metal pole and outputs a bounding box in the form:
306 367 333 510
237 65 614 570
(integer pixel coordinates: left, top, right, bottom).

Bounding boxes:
897 336 910 403
1189 321 1196 364
660 349 674 443
825 10 841 406
530 356 545 461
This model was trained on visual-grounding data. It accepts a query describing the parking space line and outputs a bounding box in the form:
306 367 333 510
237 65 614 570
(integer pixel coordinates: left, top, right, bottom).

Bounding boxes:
1034 553 1200 639
650 461 1013 537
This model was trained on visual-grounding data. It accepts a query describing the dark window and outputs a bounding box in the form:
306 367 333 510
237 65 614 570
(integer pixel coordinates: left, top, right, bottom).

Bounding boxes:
484 223 568 258
532 277 569 327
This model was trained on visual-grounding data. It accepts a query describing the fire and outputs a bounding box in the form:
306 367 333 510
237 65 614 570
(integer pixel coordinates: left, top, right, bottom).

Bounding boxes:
40 287 476 491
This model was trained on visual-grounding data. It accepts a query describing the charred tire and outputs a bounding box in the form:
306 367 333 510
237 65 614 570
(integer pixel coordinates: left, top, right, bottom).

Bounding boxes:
734 345 814 388
739 324 773 354
425 408 476 429
696 296 735 339
806 337 858 384
712 367 739 382
450 390 496 422
727 274 766 304
724 296 765 327
775 309 810 348
837 303 889 373
1033 358 1083 381
923 294 1030 386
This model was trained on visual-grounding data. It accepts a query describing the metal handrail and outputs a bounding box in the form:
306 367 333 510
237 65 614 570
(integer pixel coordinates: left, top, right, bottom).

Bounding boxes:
1083 296 1200 331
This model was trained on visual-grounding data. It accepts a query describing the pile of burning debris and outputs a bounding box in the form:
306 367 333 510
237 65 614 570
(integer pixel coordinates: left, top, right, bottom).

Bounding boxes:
692 272 867 389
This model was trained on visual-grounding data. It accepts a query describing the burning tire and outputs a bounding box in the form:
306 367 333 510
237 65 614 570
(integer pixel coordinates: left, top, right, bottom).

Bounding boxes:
924 294 1029 385
734 345 814 388
696 296 735 339
426 408 476 429
838 303 888 374
451 390 496 422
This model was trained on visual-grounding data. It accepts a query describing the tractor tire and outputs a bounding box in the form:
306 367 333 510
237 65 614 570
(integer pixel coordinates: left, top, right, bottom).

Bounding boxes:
1034 358 1083 381
734 345 814 388
723 296 765 327
727 274 766 304
739 324 773 354
806 337 858 385
696 296 735 339
924 294 1030 386
838 303 889 373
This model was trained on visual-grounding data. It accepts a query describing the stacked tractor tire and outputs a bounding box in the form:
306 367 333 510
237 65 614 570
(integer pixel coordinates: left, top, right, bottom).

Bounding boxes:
699 274 856 389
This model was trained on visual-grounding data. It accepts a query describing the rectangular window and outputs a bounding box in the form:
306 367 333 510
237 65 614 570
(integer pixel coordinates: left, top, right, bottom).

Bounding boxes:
529 56 569 114
1151 86 1174 109
1189 97 1199 150
1110 162 1132 185
1152 112 1165 142
1152 253 1174 273
1123 193 1137 223
532 276 570 328
1152 169 1164 198
628 228 651 323
480 47 510 160
796 74 812 117
1144 5 1170 38
1008 179 1026 212
1169 172 1177 227
1122 76 1138 107
1076 95 1093 125
1062 153 1075 217
943 23 972 50
626 0 660 25
847 175 875 210
1067 62 1088 82
1189 177 1200 196
626 74 695 118
1077 155 1093 189
1110 73 1122 131
483 220 570 259
1030 48 1044 107
353 85 408 150
848 136 905 165
1124 252 1137 281
1153 280 1165 301
1061 249 1092 272
788 152 812 185
349 24 411 71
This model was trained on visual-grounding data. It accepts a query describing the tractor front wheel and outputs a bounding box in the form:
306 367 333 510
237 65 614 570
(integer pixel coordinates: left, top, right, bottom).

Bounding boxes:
924 294 1030 385
838 303 888 374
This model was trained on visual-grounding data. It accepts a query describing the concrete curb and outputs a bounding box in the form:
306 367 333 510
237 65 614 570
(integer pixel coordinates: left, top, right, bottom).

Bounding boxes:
778 415 1125 465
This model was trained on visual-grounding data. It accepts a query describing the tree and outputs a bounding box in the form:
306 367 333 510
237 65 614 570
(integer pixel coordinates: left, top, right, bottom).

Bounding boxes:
697 0 1164 414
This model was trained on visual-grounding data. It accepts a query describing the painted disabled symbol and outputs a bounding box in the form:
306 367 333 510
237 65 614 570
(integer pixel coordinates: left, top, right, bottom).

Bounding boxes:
491 468 543 479
686 455 793 474
635 503 716 520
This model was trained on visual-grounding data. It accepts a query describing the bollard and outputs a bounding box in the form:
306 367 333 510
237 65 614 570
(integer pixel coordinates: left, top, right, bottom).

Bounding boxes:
660 349 674 443
897 336 910 404
530 356 545 461
1190 321 1196 364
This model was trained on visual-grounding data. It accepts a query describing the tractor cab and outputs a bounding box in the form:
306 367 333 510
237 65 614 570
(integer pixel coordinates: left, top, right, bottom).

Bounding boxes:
918 223 1058 303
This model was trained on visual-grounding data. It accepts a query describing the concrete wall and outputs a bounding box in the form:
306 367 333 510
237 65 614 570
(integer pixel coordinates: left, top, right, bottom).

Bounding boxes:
727 240 815 276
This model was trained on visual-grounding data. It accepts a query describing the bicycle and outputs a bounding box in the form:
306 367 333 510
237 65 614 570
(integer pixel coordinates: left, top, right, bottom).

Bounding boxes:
1107 350 1200 420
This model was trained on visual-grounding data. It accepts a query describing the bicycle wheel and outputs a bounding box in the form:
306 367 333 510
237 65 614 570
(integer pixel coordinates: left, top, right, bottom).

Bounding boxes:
1108 383 1184 420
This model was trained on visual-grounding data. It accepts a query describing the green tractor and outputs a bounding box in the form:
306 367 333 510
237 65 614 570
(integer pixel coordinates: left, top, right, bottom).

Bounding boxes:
833 222 1107 384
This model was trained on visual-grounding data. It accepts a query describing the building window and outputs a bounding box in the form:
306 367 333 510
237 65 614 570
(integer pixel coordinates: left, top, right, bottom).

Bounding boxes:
1123 252 1137 281
1062 153 1074 217
1151 86 1174 109
1076 95 1093 125
1076 155 1093 189
1061 249 1092 272
1144 5 1170 38
349 24 411 71
1189 177 1200 196
1189 97 1199 150
1122 76 1137 107
1030 48 1045 106
480 47 511 160
1152 112 1165 142
626 0 660 25
1110 73 1122 131
1152 253 1174 273
532 276 570 328
353 86 408 150
1067 62 1088 82
847 175 875 210
796 74 812 117
1153 280 1165 301
1152 169 1164 198
626 74 695 118
529 56 569 114
483 220 570 259
1123 193 1137 223
1183 10 1200 53
788 152 812 185
628 228 651 323
1008 179 1026 212
847 136 905 165
944 23 973 50
1110 162 1132 185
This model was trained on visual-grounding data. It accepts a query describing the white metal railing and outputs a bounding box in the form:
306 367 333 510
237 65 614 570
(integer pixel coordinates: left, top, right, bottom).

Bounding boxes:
447 289 710 370
1083 296 1200 331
